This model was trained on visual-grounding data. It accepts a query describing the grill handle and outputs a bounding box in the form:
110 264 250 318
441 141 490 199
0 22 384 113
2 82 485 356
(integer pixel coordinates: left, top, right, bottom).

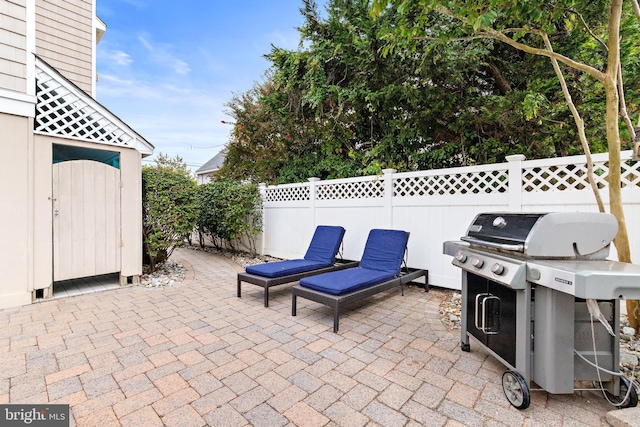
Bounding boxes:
475 293 500 335
474 293 488 331
460 236 524 252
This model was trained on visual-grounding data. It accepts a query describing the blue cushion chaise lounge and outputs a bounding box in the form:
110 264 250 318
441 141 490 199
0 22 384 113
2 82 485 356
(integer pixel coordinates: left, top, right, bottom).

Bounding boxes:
237 225 357 307
291 229 428 332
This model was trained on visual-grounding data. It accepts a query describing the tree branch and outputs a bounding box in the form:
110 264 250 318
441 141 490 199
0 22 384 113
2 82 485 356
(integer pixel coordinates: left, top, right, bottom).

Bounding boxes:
433 6 607 82
568 8 608 52
617 38 636 140
476 28 606 81
632 0 640 25
486 60 512 94
541 33 605 213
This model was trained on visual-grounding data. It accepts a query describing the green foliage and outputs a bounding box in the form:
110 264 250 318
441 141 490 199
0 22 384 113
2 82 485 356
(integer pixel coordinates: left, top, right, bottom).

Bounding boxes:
219 0 640 184
154 152 193 177
371 0 640 156
142 154 198 272
197 180 263 254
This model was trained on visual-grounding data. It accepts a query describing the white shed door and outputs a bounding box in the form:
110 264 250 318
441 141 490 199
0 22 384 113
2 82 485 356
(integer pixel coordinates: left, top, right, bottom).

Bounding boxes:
53 160 121 281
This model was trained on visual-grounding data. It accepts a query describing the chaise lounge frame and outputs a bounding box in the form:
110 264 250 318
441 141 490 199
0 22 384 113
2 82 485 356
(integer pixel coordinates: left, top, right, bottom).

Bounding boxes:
237 259 359 307
291 267 428 333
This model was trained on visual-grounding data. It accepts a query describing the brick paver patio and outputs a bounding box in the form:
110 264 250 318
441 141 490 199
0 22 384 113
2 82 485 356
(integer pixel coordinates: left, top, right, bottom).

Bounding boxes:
0 247 635 426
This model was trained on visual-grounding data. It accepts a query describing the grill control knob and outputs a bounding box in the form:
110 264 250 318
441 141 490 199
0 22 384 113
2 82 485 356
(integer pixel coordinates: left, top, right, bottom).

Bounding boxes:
491 263 505 275
455 250 467 263
471 257 484 268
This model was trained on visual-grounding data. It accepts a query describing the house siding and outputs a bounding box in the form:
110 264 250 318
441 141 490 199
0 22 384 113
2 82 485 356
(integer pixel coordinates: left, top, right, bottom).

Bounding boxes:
0 113 34 309
0 0 28 93
35 0 92 95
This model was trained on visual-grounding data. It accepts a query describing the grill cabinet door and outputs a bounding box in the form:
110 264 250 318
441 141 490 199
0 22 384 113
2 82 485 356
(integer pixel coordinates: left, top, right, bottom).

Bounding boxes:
466 272 517 367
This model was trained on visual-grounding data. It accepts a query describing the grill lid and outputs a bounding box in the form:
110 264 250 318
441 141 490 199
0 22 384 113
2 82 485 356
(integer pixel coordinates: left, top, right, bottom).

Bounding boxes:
461 212 618 258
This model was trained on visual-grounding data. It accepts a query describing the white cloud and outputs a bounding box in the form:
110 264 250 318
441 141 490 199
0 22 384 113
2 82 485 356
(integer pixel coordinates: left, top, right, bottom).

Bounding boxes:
172 59 191 75
102 49 133 66
138 34 191 75
97 73 161 99
96 67 231 171
117 0 147 9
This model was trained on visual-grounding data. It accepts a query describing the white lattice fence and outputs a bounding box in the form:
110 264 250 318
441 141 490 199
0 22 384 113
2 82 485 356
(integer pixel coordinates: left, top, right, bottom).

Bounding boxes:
394 168 509 197
621 160 640 188
523 160 608 192
260 151 640 289
522 153 640 192
317 178 384 200
263 184 310 202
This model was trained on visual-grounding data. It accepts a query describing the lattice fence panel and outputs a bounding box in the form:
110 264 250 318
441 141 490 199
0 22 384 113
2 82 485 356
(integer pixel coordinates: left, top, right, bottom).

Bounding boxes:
317 180 384 200
394 170 508 196
35 66 134 147
621 160 640 188
522 162 612 192
264 185 310 202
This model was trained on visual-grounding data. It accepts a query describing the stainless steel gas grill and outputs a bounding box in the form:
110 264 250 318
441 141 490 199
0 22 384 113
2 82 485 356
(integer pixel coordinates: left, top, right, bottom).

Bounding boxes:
443 212 640 409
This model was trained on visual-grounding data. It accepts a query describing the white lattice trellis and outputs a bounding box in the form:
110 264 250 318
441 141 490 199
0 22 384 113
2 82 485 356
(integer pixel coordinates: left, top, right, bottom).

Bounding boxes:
522 162 610 192
264 186 310 202
394 170 508 197
35 65 134 148
317 180 384 200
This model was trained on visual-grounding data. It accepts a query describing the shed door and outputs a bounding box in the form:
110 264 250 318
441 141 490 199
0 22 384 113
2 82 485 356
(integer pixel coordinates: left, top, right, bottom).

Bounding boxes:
53 160 121 281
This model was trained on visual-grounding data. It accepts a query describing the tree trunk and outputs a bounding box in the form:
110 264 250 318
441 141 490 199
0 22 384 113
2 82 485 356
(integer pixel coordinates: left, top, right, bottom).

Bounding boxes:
604 0 638 331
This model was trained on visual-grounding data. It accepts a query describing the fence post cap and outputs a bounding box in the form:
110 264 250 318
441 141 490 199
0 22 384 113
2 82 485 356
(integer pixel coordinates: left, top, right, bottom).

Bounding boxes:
506 154 526 162
382 168 397 174
308 177 321 182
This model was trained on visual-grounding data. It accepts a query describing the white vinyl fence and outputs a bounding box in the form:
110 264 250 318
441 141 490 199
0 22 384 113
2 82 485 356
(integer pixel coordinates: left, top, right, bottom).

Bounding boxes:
258 151 640 290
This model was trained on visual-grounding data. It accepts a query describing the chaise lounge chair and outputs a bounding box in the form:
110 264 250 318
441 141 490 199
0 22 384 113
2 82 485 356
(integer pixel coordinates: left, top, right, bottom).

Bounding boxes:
291 229 428 332
237 225 358 307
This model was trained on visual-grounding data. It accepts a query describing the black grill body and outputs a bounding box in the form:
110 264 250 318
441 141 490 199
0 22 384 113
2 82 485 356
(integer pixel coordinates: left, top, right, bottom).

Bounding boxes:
443 212 640 409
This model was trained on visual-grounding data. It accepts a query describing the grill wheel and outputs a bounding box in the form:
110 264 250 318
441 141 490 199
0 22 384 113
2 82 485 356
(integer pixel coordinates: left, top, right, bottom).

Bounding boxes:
502 370 531 409
603 377 638 408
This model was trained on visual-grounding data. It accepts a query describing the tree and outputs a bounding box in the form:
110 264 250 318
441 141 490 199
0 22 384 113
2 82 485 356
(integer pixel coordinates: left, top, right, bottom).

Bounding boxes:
371 0 640 329
223 0 638 184
142 154 199 272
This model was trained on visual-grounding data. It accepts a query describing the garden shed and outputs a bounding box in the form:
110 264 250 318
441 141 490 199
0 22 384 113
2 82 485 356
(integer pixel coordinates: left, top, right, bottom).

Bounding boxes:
0 0 153 310
33 58 154 297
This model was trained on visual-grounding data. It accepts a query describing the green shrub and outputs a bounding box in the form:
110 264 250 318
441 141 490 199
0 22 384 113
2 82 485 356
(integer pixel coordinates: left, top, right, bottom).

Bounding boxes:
198 180 262 254
142 155 198 272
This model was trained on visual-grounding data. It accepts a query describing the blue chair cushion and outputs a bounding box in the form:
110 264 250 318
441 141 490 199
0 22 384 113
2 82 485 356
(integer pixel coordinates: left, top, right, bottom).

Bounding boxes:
304 225 346 263
299 267 396 295
358 229 409 274
244 225 345 279
245 259 332 278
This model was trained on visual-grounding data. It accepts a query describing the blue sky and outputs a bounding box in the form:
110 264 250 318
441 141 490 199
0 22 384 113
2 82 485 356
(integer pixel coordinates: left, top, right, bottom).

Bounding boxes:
96 0 324 172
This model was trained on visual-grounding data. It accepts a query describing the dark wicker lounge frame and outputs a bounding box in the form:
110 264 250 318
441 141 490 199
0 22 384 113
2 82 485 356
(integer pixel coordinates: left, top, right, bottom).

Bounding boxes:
291 268 428 333
237 260 358 307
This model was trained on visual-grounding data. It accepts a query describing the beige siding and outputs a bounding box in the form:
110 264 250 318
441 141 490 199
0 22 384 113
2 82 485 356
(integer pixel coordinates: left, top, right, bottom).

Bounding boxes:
35 0 93 95
0 0 28 92
0 112 33 309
